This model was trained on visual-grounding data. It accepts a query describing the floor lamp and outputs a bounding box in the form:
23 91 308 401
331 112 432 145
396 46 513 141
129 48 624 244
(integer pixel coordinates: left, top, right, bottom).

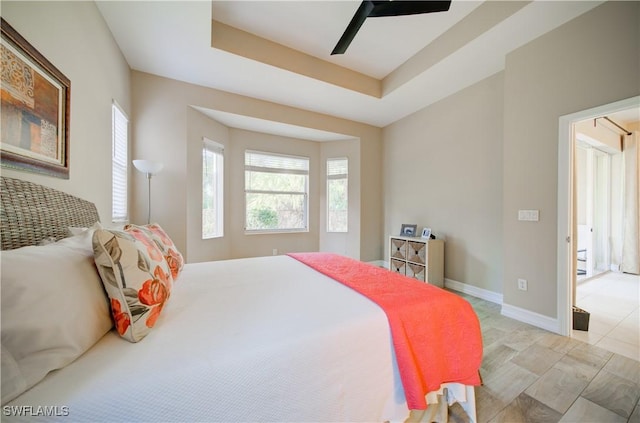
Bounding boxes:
133 159 164 224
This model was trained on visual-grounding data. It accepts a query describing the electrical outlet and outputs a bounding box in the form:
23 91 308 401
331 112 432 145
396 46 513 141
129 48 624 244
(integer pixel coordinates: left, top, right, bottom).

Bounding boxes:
272 248 278 256
518 278 528 291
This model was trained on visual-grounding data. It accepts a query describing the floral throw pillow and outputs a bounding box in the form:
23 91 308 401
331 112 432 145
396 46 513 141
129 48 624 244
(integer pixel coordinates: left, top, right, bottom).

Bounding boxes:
92 228 173 343
124 223 184 281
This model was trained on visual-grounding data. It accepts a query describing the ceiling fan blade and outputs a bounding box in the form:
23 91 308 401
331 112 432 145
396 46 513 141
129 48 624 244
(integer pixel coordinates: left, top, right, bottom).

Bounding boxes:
331 1 375 55
368 1 451 17
331 0 451 55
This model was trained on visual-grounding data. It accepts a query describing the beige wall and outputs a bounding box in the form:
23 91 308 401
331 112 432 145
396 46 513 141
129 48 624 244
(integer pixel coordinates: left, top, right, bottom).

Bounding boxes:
1 1 131 222
359 128 384 261
502 0 639 318
383 1 639 322
0 22 381 263
383 72 504 294
132 71 383 262
9 2 635 328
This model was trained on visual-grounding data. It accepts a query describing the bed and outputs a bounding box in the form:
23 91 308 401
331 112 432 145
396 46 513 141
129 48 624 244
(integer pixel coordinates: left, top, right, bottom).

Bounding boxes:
0 176 482 422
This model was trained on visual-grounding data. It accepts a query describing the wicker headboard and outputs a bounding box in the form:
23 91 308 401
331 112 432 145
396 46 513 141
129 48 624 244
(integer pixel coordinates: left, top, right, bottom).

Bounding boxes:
1 176 100 250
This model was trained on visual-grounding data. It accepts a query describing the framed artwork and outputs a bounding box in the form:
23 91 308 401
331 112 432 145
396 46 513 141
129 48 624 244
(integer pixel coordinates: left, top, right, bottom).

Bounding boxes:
1 18 70 179
421 227 432 239
400 223 417 237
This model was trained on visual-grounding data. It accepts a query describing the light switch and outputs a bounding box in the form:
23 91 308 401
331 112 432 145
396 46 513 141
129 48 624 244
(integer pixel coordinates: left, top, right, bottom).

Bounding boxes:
518 210 539 221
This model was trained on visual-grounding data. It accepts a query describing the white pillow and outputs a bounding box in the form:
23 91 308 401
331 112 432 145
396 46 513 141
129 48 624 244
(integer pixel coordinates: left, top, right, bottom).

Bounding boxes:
1 344 26 405
0 223 111 405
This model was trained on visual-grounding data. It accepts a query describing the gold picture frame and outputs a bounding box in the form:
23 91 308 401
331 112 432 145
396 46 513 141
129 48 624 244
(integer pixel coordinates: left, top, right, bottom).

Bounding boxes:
1 18 70 179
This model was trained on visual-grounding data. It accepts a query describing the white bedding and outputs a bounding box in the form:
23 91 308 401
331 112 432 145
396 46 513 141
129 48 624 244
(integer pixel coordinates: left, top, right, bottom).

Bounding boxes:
5 256 413 422
4 255 478 422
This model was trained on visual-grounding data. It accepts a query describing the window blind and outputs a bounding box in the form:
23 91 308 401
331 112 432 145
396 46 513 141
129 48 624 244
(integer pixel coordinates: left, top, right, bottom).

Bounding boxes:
327 158 348 232
202 138 224 239
244 150 309 232
112 102 128 222
245 150 309 175
327 157 348 178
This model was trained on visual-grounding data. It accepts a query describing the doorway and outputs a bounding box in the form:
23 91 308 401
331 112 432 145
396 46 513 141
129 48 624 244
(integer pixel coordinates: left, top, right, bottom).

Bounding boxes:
557 95 639 337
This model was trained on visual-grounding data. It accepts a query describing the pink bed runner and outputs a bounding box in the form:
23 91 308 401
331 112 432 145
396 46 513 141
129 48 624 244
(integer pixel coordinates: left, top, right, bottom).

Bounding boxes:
288 252 483 410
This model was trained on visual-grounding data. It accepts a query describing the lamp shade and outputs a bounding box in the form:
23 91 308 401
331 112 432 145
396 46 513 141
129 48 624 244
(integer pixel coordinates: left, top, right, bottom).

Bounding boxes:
133 159 163 175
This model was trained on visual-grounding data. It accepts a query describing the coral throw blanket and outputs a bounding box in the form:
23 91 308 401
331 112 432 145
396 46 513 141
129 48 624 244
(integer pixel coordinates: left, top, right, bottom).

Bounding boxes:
288 252 483 410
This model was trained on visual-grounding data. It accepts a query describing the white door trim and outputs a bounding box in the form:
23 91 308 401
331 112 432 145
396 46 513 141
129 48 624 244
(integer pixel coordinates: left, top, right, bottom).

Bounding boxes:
557 95 639 336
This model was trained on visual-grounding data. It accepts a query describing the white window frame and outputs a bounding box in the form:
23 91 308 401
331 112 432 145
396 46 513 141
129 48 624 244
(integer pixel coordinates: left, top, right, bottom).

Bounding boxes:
111 101 128 223
327 157 348 233
202 138 224 239
244 150 309 234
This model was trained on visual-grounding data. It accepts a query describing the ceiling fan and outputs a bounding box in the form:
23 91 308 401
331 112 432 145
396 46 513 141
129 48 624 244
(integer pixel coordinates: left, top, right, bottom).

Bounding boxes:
331 0 452 55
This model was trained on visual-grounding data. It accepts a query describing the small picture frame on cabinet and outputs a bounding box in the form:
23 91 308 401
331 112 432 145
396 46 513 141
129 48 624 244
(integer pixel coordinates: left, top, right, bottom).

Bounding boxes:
400 224 417 236
421 228 432 239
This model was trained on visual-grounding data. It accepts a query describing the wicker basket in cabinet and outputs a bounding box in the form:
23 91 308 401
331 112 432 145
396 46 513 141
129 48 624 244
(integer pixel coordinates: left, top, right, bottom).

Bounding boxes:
389 236 444 287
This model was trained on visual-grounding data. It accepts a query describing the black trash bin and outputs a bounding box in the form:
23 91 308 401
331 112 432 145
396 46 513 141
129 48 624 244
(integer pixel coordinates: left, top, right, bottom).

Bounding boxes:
572 306 590 331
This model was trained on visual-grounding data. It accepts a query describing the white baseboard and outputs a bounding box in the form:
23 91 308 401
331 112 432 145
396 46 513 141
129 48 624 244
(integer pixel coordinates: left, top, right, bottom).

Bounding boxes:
443 279 561 334
367 260 388 268
370 271 560 333
444 278 503 305
501 302 560 334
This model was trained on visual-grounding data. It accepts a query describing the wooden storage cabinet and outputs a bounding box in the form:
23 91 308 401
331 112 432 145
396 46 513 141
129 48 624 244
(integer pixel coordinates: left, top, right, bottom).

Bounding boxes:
389 236 444 287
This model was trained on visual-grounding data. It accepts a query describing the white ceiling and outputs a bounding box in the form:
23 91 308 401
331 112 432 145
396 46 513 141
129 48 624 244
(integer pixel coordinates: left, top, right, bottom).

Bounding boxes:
96 1 614 141
606 108 640 127
210 0 483 79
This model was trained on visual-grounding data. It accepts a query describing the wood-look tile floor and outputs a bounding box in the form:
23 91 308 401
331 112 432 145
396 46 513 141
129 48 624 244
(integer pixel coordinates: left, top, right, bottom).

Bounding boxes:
434 291 640 423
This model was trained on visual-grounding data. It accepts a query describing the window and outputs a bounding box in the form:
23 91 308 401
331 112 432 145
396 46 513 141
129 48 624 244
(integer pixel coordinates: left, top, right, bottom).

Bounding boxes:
111 102 128 223
245 150 309 232
202 139 224 239
327 158 348 232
